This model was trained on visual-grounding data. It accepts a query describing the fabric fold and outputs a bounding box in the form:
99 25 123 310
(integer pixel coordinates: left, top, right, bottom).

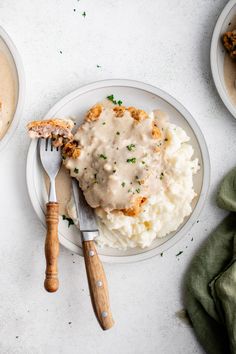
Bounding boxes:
185 167 236 354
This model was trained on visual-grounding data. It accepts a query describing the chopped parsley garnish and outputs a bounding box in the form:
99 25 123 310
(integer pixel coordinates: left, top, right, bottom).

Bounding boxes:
126 144 136 151
160 252 163 257
107 94 123 105
99 154 107 160
62 215 74 228
102 122 106 125
121 182 125 187
176 251 183 257
128 189 131 193
116 131 120 135
136 188 140 193
74 168 79 174
160 172 164 180
135 176 139 179
127 158 136 163
97 64 101 68
141 161 145 164
82 11 86 17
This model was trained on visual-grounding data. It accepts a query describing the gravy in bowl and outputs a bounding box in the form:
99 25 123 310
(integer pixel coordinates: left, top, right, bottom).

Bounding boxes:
0 48 17 140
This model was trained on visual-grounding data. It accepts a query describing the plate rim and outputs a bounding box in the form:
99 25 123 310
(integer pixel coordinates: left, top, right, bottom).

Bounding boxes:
26 79 210 263
0 26 25 151
210 0 236 119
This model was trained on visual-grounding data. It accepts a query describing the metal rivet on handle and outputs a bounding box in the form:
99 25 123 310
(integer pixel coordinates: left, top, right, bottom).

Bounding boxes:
89 250 95 257
96 280 103 287
101 311 108 318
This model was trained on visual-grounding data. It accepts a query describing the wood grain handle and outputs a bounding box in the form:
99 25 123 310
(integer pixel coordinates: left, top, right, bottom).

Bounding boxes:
82 240 114 330
44 202 59 292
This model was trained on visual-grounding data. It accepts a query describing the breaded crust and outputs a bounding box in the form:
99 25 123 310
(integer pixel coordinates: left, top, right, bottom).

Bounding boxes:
27 118 74 132
62 141 81 159
122 197 147 217
85 104 103 121
222 30 236 59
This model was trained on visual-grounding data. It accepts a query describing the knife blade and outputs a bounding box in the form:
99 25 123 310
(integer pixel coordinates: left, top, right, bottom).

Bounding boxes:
71 177 114 330
72 178 98 239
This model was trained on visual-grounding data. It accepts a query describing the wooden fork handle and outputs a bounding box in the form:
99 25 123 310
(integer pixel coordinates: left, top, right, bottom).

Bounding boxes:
82 240 114 330
44 202 59 292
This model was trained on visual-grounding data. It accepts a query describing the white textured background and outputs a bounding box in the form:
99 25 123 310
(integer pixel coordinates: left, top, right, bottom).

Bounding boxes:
0 0 235 353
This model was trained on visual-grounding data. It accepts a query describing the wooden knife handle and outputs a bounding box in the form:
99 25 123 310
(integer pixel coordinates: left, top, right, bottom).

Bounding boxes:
44 202 59 292
82 240 114 330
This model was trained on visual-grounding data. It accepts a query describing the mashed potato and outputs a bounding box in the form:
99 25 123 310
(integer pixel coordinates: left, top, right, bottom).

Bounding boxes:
94 111 199 250
66 107 199 250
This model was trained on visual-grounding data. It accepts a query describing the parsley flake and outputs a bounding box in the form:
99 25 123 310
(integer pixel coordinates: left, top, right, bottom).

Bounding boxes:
102 122 106 125
116 131 120 135
126 144 136 151
121 182 125 187
136 188 140 193
62 215 74 228
99 154 107 160
74 168 79 174
82 11 86 17
107 94 123 105
176 251 183 257
127 158 136 164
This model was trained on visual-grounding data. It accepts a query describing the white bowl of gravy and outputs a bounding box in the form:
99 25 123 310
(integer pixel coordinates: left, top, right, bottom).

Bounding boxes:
211 0 236 119
0 26 25 151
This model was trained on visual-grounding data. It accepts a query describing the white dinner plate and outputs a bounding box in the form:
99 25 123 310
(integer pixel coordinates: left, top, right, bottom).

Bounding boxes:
0 26 25 151
211 0 236 119
26 79 210 263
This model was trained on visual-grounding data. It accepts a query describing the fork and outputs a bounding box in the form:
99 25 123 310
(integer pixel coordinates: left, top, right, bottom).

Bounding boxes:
39 138 62 292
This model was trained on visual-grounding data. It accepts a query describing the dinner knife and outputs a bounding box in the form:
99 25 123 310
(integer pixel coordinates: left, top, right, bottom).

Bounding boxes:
72 178 114 330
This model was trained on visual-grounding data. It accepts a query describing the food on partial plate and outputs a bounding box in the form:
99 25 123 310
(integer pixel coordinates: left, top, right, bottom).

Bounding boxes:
27 100 200 250
222 30 236 59
0 50 17 140
27 118 74 146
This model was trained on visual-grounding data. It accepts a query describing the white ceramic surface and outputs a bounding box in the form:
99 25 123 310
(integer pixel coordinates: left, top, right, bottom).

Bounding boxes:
26 79 210 263
211 0 236 119
0 26 25 151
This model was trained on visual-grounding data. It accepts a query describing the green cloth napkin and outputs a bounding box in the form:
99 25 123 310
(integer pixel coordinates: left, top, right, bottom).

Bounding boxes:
185 168 236 354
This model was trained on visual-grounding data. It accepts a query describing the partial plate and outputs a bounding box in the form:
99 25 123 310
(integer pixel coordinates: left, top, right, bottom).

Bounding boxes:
26 79 210 263
211 0 236 119
0 26 25 151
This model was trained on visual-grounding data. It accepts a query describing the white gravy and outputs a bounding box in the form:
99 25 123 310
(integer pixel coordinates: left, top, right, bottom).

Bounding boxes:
0 50 16 139
64 107 168 212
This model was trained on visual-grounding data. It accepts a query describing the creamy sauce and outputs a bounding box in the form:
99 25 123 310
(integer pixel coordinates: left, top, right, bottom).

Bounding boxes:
0 50 17 139
224 52 236 105
223 18 236 105
64 107 168 212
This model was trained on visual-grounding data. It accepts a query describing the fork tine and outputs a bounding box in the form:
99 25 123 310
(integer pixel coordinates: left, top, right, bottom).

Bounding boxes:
50 139 53 151
45 138 48 151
